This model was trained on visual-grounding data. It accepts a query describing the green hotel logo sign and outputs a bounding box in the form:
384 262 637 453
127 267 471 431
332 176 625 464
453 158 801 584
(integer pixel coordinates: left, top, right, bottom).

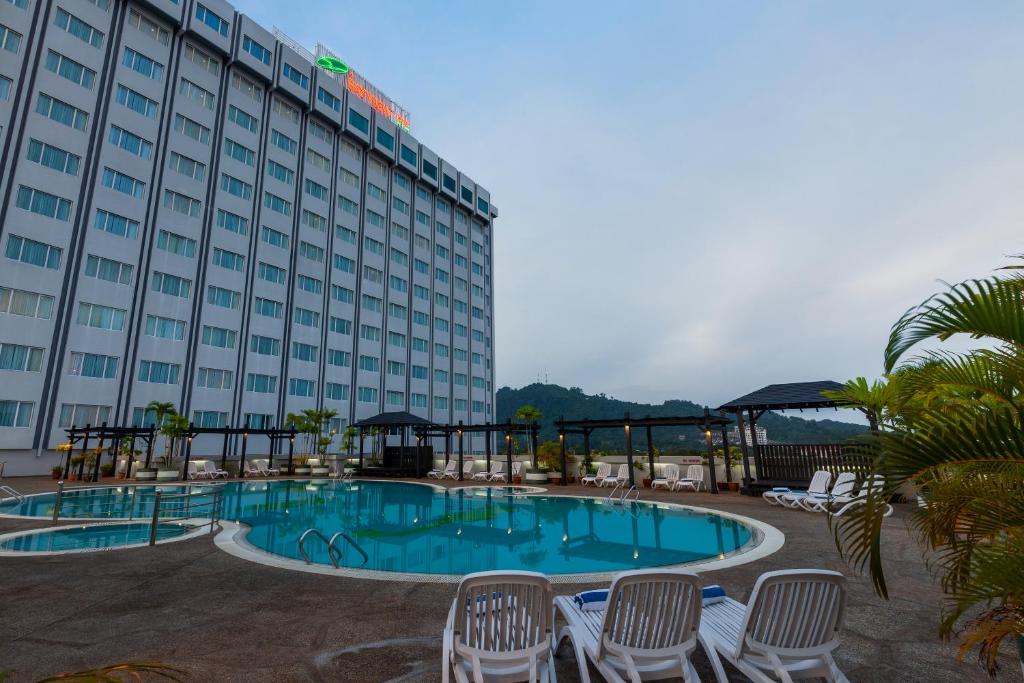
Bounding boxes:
315 56 349 74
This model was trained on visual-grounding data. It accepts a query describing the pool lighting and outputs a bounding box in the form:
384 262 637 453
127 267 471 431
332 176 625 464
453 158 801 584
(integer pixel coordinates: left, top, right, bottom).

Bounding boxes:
562 533 568 543
633 550 639 560
506 528 512 535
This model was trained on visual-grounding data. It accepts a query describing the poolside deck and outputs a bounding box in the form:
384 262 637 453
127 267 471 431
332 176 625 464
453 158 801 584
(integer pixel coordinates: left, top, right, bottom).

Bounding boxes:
0 477 1009 682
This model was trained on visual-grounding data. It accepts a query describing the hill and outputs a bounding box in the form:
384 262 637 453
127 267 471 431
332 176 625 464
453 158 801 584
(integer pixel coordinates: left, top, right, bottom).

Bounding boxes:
495 383 866 452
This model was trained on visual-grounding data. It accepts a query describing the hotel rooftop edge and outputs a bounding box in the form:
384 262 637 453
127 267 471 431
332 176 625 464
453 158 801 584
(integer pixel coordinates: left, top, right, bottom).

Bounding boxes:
0 0 497 470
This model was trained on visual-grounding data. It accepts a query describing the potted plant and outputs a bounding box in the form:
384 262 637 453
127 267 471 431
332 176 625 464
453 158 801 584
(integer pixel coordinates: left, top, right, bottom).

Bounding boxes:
536 441 567 484
632 460 648 487
522 466 548 485
293 455 312 476
157 413 189 480
100 463 115 478
51 465 63 480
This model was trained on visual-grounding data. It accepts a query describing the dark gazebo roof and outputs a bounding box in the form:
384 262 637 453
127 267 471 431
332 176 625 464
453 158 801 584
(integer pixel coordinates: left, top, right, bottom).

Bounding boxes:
354 411 434 427
717 381 848 412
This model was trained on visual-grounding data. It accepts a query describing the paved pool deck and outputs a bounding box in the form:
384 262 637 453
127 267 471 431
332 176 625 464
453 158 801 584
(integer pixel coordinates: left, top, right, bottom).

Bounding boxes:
0 476 1011 682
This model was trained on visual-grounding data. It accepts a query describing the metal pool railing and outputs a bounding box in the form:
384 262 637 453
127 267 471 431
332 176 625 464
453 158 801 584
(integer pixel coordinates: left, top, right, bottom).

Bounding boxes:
50 481 224 546
298 527 368 568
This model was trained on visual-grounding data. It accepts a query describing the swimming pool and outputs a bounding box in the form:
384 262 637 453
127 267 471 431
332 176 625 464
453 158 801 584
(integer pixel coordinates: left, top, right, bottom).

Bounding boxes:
3 481 781 577
0 522 196 554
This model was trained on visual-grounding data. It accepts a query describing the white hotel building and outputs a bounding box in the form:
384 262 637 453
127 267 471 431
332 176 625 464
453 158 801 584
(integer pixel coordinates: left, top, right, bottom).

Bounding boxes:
0 0 497 473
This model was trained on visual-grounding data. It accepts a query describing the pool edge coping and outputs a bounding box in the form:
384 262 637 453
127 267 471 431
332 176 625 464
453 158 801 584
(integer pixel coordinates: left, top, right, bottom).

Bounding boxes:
0 519 215 556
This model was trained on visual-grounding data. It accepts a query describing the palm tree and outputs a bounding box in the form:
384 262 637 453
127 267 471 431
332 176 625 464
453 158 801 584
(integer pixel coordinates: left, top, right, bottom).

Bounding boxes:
159 414 190 467
145 401 177 464
832 256 1024 675
514 405 543 467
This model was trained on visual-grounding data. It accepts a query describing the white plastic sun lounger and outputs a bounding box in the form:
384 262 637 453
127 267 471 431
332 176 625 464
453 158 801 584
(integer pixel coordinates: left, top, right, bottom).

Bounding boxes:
202 460 229 479
828 475 894 518
555 569 705 683
429 461 458 479
255 459 280 476
599 464 629 488
442 570 556 683
242 460 264 477
798 472 858 512
673 465 706 492
650 463 679 490
187 461 209 480
474 462 502 481
701 569 850 683
763 470 831 506
581 462 612 487
779 471 844 509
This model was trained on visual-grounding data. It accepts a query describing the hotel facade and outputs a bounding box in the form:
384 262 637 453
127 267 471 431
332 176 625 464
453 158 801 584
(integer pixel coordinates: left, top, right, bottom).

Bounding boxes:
0 0 497 473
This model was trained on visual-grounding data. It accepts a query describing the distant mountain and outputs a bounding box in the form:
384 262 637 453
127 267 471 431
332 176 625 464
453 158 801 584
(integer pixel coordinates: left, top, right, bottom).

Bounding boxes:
496 383 866 452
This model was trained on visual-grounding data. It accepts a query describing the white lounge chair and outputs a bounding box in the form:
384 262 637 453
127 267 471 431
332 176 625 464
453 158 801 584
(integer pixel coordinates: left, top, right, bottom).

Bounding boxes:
673 465 706 492
778 471 838 509
581 463 611 487
763 470 831 506
187 461 209 480
828 475 894 518
474 462 502 481
650 463 680 490
255 459 280 476
202 460 229 479
555 569 705 683
429 461 458 479
599 464 629 488
242 459 263 477
457 460 475 479
442 570 556 683
798 472 858 512
701 569 850 683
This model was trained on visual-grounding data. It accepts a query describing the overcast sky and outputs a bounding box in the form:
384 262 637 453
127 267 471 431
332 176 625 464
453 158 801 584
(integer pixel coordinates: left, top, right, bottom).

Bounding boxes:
239 1 1024 412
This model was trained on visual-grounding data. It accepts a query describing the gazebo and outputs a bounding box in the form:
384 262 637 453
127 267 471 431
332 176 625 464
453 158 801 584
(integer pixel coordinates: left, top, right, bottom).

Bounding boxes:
717 380 870 494
353 411 436 477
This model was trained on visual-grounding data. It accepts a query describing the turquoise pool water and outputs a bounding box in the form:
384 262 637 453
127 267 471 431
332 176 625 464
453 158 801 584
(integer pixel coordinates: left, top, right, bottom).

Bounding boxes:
0 522 191 552
5 481 754 575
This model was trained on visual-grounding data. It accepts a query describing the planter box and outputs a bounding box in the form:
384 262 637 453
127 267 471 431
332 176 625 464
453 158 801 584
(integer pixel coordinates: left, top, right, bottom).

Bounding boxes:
547 473 562 485
311 466 330 477
511 476 522 485
156 468 179 481
293 466 312 476
524 472 548 484
136 468 158 481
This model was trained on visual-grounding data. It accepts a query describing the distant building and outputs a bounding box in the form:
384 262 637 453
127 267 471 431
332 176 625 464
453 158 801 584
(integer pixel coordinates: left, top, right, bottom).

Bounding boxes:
712 425 768 446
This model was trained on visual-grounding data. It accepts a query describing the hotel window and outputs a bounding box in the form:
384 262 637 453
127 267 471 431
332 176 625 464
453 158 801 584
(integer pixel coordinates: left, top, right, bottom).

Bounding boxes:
309 120 332 143
5 234 61 269
443 174 457 193
433 369 448 383
184 42 219 74
433 396 448 410
325 383 349 400
246 373 277 393
217 209 248 235
331 285 354 303
336 226 357 244
95 210 138 239
0 343 43 372
249 335 280 356
390 248 408 266
271 129 296 154
386 391 404 406
109 126 152 159
196 3 229 37
164 190 201 218
400 145 417 166
348 109 369 134
297 372 329 403
207 285 241 309
151 271 192 298
0 75 9 100
0 401 32 427
435 343 449 358
387 361 406 376
84 254 133 285
26 139 80 175
128 8 169 45
123 47 163 80
461 186 474 203
307 147 331 173
368 183 386 201
0 287 53 320
375 127 394 151
258 261 286 285
413 285 428 301
391 222 409 241
412 311 428 326
174 114 211 144
412 365 428 380
36 93 87 130
357 387 378 403
282 63 308 89
360 324 380 342
294 307 320 328
361 294 382 313
333 254 355 273
412 337 428 352
367 211 386 229
229 105 258 134
434 318 449 332
211 248 244 272
262 226 289 250
266 159 294 184
272 97 299 123
317 87 340 112
231 72 263 102
329 317 352 335
341 139 362 160
393 197 409 215
327 349 351 367
58 404 109 429
291 342 318 362
243 35 271 65
101 167 145 198
296 275 322 295
305 179 328 201
364 237 384 255
68 352 117 379
138 360 180 384
411 394 426 408
299 241 324 263
220 173 252 200
340 168 359 188
263 192 291 216
179 78 215 110
54 9 103 48
145 315 185 341
358 355 379 372
363 265 383 284
423 159 438 180
0 23 20 54
394 173 410 189
338 196 359 216
193 411 227 428
202 325 237 349
115 85 158 118
224 138 255 166
45 50 95 88
157 230 196 258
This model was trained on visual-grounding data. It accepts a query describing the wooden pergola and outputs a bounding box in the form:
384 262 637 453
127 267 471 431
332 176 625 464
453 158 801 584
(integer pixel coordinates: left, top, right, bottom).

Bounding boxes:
179 424 299 479
62 424 157 481
353 411 437 477
553 409 731 492
415 421 539 481
717 380 866 494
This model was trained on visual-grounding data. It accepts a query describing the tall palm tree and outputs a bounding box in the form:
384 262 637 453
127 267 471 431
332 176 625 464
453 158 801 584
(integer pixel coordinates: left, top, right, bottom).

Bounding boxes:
145 401 178 464
514 405 543 467
833 256 1024 675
